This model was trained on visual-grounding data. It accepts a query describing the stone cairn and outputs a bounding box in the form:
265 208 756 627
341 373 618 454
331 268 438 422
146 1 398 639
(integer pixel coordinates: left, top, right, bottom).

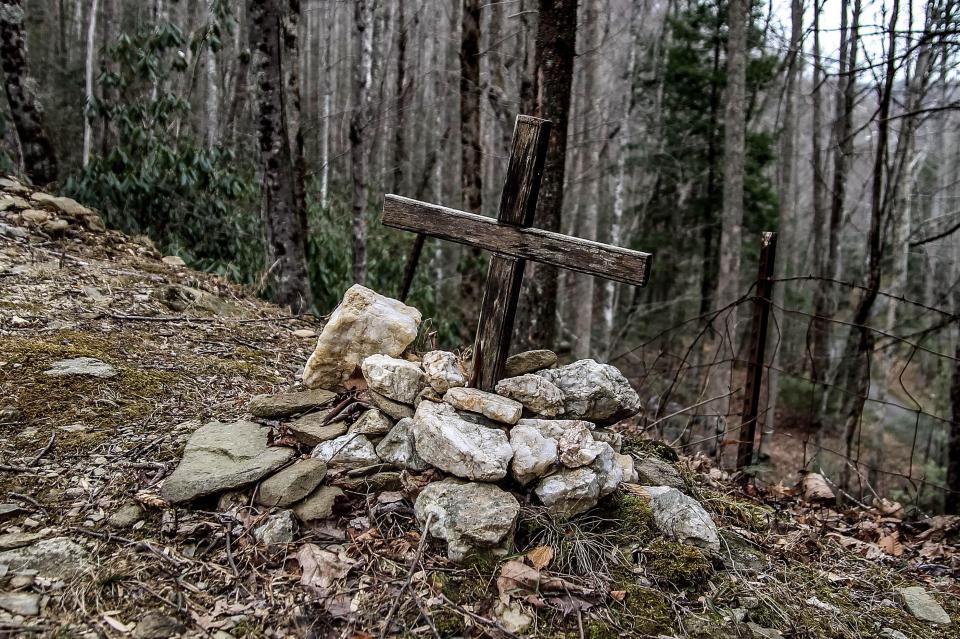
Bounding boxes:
160 284 709 561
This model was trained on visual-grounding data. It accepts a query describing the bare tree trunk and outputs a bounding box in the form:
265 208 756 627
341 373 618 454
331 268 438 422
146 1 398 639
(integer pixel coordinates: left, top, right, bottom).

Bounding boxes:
249 0 313 312
0 0 58 185
205 1 219 148
600 1 640 359
572 0 603 359
349 0 372 284
764 0 803 456
391 0 409 193
708 0 749 431
520 0 577 350
81 0 98 168
458 0 483 333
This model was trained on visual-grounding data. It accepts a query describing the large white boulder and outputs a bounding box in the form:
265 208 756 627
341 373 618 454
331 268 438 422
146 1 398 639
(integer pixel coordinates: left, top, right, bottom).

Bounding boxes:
414 479 520 561
302 285 421 390
537 359 641 423
360 354 425 404
411 401 512 481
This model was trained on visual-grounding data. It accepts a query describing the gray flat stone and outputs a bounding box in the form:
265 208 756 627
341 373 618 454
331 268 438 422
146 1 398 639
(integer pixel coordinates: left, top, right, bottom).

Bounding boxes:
0 536 89 579
0 592 40 616
108 502 145 529
366 390 415 420
256 459 327 508
898 586 950 625
293 486 345 522
159 420 296 504
505 350 558 377
248 389 336 418
133 611 186 638
286 410 347 446
633 453 685 490
0 532 45 550
44 357 117 378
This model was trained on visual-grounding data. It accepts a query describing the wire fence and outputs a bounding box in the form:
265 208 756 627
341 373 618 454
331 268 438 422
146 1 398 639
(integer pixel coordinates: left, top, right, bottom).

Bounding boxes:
612 232 959 515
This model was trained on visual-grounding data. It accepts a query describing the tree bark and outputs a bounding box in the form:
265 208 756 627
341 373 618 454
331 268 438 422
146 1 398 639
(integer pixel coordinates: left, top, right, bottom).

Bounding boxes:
81 0 97 167
0 0 58 185
459 0 484 333
249 0 313 312
520 0 577 349
349 0 372 284
572 0 603 359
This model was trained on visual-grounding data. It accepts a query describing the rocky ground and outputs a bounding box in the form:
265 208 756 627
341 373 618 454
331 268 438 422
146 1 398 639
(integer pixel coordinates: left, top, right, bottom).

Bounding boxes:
0 177 959 638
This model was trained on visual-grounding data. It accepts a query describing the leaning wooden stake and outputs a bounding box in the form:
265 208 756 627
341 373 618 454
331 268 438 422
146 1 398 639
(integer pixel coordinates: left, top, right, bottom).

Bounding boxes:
736 232 778 471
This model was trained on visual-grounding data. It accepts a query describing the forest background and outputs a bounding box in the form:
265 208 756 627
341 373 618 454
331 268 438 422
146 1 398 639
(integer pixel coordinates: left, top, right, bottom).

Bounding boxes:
1 0 959 514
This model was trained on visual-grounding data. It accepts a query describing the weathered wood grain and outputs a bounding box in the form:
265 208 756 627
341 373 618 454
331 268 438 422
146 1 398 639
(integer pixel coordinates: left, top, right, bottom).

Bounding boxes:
470 117 552 389
382 194 651 287
472 256 525 390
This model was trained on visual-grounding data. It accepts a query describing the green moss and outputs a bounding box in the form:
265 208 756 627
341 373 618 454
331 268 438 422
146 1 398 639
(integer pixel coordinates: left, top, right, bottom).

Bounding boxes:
602 493 656 546
584 620 618 639
621 438 679 462
646 540 714 587
608 575 674 635
697 489 773 532
432 609 467 636
3 331 175 451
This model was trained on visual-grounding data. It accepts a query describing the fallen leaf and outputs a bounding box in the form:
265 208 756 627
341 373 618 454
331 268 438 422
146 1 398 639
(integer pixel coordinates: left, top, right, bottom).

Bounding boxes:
800 473 835 502
496 559 541 597
877 530 904 556
297 543 358 591
526 545 554 570
609 590 626 602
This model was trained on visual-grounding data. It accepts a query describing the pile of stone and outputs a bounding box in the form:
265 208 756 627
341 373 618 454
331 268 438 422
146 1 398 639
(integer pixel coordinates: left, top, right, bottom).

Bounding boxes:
159 285 695 561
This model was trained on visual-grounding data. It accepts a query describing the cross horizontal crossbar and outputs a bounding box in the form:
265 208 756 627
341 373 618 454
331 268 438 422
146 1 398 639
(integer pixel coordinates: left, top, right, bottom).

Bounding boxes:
382 194 652 287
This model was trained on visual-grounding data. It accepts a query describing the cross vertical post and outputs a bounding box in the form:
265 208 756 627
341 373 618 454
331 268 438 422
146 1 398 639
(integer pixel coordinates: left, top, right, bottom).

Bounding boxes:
471 116 551 390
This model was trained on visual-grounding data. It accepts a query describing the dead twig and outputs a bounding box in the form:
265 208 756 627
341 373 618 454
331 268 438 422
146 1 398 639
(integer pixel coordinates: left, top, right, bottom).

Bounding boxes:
380 513 433 639
26 432 55 467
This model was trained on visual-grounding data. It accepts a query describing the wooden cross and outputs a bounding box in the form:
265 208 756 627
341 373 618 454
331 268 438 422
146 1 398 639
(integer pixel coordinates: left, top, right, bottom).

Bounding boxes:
382 115 652 390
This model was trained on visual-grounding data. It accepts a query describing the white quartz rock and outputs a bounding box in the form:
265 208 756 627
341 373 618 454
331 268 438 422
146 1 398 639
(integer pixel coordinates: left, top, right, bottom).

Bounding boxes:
411 401 512 481
311 434 380 467
421 350 468 393
558 423 608 468
494 374 565 416
443 387 522 425
537 359 641 423
509 424 559 485
534 467 601 519
302 285 421 390
361 354 425 404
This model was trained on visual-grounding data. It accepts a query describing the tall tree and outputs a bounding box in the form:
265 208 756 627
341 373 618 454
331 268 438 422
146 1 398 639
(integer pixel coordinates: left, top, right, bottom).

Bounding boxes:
0 0 58 185
710 0 749 419
249 0 313 312
459 0 484 331
520 0 577 349
349 0 373 284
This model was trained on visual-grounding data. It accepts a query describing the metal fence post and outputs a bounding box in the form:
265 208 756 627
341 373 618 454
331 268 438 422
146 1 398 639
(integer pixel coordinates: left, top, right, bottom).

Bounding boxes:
736 232 778 471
